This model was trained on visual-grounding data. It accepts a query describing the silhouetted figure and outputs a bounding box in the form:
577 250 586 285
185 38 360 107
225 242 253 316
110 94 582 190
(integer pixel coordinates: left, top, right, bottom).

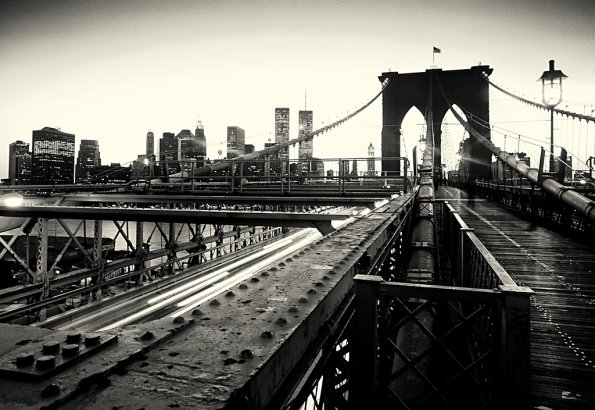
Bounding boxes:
466 180 476 208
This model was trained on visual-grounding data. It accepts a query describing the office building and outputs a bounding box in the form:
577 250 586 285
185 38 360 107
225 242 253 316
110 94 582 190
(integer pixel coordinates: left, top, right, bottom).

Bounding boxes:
195 121 207 160
227 126 245 159
159 132 177 175
32 127 75 184
8 140 31 185
146 131 155 159
298 110 314 175
176 129 205 170
275 108 290 168
76 139 101 182
367 143 376 176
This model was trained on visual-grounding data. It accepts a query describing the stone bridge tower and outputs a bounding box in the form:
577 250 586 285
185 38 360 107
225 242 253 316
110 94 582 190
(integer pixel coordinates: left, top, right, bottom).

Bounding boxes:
379 65 493 180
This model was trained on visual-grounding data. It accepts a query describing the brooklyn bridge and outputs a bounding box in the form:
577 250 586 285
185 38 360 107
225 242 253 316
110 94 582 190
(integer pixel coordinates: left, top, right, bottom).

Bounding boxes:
0 64 594 409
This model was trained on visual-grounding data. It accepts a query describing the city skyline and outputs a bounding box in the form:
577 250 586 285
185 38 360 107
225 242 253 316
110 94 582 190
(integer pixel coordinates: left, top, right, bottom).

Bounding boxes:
1 0 594 180
2 102 327 181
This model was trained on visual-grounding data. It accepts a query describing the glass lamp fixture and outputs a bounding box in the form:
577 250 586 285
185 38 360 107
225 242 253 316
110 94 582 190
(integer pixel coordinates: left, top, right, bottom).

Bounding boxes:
539 60 568 171
539 60 567 107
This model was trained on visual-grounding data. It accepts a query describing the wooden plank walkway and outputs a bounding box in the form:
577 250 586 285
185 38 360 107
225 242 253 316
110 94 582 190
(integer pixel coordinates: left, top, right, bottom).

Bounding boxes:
436 186 595 410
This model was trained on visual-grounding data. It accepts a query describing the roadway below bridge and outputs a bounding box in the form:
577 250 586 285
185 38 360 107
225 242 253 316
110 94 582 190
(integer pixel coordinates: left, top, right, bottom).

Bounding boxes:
39 216 352 333
436 185 595 410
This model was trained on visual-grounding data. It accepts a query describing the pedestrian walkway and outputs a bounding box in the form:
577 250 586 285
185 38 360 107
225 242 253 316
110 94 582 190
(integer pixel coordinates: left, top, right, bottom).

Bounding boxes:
436 186 595 409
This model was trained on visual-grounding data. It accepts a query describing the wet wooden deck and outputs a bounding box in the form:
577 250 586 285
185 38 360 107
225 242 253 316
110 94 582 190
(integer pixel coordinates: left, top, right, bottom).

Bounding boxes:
436 186 595 410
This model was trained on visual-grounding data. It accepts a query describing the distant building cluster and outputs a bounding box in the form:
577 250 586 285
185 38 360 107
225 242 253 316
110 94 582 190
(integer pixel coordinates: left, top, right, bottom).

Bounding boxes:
226 126 245 159
156 123 208 178
3 107 375 186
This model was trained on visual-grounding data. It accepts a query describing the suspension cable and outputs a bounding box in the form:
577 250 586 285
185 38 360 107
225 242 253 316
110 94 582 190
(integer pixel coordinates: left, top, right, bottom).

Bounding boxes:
437 78 595 223
482 73 595 124
454 99 591 172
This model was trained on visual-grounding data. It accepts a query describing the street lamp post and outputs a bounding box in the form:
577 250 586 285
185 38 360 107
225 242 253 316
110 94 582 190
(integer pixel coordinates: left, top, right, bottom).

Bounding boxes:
539 60 568 171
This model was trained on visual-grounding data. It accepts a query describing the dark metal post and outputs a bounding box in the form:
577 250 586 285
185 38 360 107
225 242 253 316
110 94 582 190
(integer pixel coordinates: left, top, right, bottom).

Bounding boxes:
93 219 104 300
287 158 291 193
135 221 145 283
498 284 533 410
230 164 236 193
36 218 49 321
280 160 284 194
460 227 474 287
403 158 408 193
549 108 555 172
538 147 545 182
168 221 176 275
351 274 382 409
239 161 244 193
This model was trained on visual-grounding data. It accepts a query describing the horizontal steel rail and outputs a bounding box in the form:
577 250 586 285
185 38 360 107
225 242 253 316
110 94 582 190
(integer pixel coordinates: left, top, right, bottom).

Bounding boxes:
0 206 347 235
63 194 387 208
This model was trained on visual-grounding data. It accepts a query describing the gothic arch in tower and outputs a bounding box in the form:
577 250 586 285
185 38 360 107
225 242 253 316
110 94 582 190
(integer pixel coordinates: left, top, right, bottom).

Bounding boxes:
379 65 493 179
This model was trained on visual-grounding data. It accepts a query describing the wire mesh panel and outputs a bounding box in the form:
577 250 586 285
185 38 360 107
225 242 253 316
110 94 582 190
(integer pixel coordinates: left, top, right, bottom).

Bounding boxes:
285 325 353 410
379 287 501 409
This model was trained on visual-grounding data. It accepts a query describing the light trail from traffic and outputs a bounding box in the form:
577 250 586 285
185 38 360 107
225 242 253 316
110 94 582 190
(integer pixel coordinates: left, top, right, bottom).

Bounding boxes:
47 200 391 332
97 230 313 331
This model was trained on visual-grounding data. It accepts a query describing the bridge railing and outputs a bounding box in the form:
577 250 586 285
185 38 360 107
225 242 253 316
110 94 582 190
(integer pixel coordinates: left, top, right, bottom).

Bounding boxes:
474 179 595 233
350 200 533 410
151 157 412 195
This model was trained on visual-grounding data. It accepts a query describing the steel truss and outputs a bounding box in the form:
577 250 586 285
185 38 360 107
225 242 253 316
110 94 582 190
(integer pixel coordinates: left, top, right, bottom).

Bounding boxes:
0 213 285 324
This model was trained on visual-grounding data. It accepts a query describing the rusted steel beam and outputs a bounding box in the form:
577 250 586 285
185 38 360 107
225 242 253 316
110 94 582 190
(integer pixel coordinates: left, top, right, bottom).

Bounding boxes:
0 194 413 409
0 207 348 233
63 194 387 208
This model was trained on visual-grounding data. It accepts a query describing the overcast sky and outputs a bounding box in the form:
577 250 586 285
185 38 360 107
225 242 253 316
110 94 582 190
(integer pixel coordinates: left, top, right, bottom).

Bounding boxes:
1 0 594 179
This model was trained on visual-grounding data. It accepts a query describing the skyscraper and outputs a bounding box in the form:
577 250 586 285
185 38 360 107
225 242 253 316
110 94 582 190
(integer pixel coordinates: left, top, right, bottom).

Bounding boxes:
32 127 75 184
8 140 31 185
76 139 101 182
275 108 290 171
177 129 205 171
146 131 154 160
226 126 245 159
195 121 207 162
159 132 177 175
176 129 193 161
367 143 376 176
298 110 314 175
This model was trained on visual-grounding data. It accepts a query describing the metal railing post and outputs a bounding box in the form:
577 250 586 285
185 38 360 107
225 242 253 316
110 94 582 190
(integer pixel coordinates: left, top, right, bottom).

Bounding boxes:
280 161 284 194
498 284 533 409
239 161 244 193
350 274 382 409
460 227 474 287
403 158 408 193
